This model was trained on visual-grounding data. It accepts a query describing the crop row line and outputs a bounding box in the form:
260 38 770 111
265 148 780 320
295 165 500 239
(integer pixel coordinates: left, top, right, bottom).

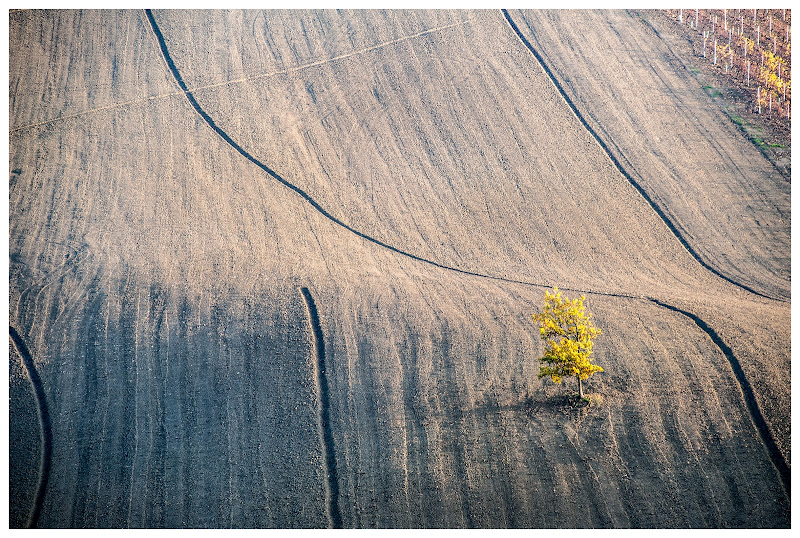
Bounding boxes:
669 9 791 121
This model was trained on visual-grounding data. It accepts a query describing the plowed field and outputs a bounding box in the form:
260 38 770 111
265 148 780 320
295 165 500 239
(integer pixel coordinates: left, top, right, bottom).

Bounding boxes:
9 9 790 528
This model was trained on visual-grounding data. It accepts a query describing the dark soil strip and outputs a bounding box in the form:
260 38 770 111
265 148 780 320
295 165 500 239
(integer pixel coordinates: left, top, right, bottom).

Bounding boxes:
9 326 53 529
501 9 783 304
300 287 343 529
649 299 790 497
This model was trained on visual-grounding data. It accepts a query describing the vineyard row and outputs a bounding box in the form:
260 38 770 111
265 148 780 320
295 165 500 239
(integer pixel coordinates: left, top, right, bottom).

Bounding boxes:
668 9 791 122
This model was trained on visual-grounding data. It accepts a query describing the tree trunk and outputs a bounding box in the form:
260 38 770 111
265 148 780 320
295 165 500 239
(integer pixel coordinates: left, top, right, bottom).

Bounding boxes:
577 377 584 399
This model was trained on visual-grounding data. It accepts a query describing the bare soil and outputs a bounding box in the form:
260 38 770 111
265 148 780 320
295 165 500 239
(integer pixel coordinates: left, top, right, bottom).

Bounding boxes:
9 9 789 528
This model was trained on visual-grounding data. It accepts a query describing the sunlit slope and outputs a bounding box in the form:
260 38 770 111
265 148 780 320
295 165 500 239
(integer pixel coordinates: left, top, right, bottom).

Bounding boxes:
510 9 790 301
152 9 735 299
9 9 178 129
9 9 789 528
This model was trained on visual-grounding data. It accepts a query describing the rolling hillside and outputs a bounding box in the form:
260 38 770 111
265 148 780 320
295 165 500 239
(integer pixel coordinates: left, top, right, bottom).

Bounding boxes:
9 9 790 528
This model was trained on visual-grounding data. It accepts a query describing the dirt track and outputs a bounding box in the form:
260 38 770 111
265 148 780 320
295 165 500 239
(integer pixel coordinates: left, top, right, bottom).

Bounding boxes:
9 9 790 528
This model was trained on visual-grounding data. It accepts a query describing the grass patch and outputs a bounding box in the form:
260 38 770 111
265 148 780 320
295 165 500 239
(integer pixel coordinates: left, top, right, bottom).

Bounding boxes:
702 84 722 98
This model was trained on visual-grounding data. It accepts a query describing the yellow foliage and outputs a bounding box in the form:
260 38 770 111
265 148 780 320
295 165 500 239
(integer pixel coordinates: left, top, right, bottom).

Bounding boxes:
532 288 603 392
764 50 786 73
717 43 731 63
743 36 755 55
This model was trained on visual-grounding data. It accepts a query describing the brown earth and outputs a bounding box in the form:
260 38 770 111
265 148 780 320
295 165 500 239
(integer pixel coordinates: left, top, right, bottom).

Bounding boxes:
8 9 790 528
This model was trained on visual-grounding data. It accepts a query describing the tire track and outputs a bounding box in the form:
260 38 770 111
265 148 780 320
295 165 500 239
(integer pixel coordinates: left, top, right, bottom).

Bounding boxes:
650 299 791 497
9 21 468 135
13 242 92 329
500 9 784 304
145 6 788 503
9 326 53 529
300 287 343 529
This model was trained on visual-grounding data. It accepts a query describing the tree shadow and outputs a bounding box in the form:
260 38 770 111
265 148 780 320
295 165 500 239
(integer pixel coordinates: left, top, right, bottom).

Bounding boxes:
520 393 593 414
469 391 601 419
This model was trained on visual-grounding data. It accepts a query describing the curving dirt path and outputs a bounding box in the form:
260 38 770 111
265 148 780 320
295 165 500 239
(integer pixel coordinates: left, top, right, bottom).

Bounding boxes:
9 327 53 529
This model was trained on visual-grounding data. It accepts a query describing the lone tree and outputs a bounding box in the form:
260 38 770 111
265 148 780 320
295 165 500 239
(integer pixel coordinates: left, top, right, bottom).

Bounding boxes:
532 287 603 399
